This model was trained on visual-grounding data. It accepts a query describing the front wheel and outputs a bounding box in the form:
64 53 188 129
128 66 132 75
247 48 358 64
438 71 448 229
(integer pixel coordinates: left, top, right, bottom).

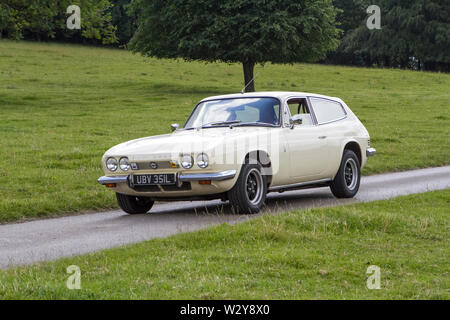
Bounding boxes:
116 193 154 214
330 150 361 198
227 163 267 214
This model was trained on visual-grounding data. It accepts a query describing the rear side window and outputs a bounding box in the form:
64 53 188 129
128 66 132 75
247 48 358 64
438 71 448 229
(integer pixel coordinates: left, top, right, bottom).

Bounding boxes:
310 97 346 124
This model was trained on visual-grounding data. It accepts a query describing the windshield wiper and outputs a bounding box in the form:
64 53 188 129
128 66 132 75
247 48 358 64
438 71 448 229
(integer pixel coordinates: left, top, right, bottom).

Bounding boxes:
201 120 241 128
233 122 278 128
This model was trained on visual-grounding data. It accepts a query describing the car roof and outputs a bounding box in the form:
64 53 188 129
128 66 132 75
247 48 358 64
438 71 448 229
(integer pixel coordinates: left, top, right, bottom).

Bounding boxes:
200 91 340 102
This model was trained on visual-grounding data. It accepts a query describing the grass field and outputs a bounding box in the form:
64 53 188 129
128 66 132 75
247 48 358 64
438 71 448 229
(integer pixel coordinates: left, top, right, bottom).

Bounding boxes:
0 40 449 222
0 190 448 299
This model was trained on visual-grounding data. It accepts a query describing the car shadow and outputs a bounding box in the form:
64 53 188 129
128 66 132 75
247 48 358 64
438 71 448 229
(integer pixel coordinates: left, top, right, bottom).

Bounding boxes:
113 187 353 222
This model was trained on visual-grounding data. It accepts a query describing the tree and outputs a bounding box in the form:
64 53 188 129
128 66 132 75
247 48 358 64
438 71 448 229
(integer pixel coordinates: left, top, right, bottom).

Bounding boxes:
0 1 27 39
0 0 57 40
65 0 117 45
0 0 117 44
338 0 450 72
129 0 340 92
324 0 370 66
109 0 137 46
333 0 368 33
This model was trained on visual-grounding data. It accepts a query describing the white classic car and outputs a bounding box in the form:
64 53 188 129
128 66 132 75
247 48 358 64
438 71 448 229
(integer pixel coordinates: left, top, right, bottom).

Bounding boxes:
99 92 376 214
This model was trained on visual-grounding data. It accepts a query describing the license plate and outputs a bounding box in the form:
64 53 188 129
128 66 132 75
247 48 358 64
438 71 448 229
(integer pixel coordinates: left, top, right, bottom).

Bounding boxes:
133 174 176 186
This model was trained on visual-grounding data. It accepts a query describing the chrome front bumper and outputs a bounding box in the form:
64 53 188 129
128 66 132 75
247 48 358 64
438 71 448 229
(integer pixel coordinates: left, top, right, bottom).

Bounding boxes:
178 170 236 181
98 176 129 185
366 147 377 157
98 170 237 185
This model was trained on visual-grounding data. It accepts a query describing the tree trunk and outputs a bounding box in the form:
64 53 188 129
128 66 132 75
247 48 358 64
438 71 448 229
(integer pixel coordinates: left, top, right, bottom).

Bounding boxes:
242 61 255 92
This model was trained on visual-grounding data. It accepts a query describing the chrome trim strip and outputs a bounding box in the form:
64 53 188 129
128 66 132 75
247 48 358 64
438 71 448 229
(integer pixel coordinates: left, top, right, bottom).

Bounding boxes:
366 147 377 157
269 178 331 192
316 115 348 126
98 176 128 185
179 170 237 181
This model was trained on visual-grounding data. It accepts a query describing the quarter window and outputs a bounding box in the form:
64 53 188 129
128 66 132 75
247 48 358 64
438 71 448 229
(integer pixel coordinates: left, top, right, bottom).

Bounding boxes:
310 98 346 124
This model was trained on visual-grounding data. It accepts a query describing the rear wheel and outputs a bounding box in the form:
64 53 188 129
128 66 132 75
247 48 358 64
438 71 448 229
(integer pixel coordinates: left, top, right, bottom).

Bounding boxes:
116 193 154 214
330 150 361 198
228 163 267 214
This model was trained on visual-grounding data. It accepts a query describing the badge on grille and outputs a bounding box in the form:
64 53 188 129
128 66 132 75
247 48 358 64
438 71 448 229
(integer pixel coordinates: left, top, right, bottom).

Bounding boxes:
150 162 158 169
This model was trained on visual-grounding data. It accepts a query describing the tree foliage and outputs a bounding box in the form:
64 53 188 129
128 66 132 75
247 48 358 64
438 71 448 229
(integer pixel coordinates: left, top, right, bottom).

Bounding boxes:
330 0 450 72
109 0 137 46
0 0 117 44
129 0 340 91
333 0 367 32
1 0 448 73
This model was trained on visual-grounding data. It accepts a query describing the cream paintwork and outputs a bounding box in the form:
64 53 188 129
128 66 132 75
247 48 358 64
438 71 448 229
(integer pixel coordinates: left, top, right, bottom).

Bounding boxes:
100 92 371 199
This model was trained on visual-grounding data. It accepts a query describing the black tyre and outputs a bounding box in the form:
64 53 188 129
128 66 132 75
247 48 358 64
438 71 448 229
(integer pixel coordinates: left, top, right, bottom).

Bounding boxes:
228 163 267 214
330 150 361 198
116 193 154 214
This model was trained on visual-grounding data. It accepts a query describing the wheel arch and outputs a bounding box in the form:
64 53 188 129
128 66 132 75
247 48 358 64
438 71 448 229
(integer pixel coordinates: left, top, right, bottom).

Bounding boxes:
330 140 362 198
341 140 362 165
242 150 273 186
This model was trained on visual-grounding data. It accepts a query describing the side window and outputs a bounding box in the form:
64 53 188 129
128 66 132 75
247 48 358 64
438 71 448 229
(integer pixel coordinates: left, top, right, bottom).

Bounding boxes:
310 97 346 124
287 98 310 116
286 98 314 126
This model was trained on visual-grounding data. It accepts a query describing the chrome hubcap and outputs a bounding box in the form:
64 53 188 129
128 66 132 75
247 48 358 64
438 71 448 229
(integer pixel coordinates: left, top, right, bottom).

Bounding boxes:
344 158 358 190
245 168 264 205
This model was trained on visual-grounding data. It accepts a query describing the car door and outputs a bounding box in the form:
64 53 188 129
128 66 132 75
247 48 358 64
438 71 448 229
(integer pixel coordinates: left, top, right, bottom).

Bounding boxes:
284 97 330 182
308 97 350 177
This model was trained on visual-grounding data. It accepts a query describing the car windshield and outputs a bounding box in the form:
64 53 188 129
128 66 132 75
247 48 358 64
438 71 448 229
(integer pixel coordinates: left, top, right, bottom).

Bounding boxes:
184 98 281 129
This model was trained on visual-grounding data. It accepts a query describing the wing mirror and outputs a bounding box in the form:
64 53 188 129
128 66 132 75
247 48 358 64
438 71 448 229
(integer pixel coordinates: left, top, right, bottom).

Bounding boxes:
171 123 180 132
289 115 303 129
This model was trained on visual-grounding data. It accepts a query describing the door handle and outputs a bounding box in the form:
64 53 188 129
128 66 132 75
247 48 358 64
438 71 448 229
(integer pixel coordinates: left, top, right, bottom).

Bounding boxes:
318 136 327 139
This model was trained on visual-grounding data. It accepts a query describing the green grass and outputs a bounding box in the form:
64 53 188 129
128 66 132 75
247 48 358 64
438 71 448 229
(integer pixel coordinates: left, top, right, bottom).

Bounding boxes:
0 40 449 222
0 190 448 299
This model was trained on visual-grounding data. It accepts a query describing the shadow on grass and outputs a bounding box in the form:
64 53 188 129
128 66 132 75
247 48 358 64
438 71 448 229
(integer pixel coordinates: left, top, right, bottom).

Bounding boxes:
115 80 232 96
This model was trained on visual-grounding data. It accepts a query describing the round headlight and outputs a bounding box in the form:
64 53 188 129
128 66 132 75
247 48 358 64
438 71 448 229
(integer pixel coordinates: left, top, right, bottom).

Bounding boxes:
106 157 118 172
197 153 209 168
181 155 193 169
119 157 130 171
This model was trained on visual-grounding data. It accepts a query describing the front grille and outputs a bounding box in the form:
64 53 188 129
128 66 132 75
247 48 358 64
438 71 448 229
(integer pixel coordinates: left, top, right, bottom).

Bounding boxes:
133 161 175 170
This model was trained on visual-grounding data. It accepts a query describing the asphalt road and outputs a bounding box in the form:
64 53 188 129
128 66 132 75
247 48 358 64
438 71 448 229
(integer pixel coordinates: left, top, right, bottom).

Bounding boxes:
1 166 449 269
